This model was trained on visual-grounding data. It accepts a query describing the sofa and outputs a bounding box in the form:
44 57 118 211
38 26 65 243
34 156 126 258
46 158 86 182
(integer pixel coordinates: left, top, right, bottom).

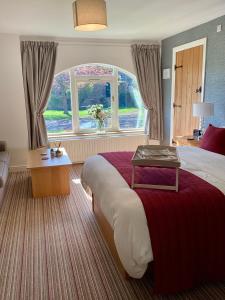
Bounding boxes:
0 141 10 205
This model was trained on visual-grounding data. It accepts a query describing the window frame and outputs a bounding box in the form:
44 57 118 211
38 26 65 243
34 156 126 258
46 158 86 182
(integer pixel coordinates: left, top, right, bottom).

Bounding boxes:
72 73 115 133
47 64 146 136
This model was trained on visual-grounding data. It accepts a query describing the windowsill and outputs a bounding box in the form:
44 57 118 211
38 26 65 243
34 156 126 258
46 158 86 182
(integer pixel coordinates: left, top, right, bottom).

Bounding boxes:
48 130 146 142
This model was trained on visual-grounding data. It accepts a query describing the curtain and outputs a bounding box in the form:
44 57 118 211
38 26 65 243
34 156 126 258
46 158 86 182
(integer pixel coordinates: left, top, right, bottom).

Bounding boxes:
21 41 58 150
131 44 163 141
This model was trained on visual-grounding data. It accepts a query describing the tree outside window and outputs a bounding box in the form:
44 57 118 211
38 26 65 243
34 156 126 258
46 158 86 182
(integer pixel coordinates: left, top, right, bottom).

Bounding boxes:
44 64 146 134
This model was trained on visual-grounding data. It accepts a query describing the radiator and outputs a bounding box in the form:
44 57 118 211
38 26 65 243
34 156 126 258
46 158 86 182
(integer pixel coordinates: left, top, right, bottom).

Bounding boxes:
49 134 158 163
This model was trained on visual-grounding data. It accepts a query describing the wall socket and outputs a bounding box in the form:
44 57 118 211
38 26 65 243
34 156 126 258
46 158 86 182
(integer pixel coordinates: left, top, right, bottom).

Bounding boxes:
217 24 222 32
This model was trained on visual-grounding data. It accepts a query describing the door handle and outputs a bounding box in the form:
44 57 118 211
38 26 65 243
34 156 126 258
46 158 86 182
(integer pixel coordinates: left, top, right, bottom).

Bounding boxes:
195 86 202 93
174 65 183 71
173 103 182 108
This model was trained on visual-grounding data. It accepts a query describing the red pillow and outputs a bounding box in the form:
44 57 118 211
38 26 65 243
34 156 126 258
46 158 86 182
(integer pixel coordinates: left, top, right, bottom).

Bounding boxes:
200 124 225 155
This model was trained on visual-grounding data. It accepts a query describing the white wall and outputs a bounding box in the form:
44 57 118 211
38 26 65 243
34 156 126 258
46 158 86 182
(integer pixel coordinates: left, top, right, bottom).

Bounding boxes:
55 40 135 75
0 34 28 166
0 36 149 167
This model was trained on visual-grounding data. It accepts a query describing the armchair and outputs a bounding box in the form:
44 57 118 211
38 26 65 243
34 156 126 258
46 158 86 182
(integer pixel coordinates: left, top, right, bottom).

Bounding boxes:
0 141 10 205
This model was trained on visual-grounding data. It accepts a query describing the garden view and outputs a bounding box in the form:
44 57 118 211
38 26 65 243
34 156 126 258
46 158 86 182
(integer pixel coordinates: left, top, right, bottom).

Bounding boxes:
44 65 145 134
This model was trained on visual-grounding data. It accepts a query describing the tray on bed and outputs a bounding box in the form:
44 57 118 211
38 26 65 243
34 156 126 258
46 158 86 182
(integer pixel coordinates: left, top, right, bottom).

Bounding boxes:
131 145 181 191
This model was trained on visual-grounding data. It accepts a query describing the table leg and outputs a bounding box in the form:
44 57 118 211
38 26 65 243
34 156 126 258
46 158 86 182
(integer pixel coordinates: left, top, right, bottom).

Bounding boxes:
176 167 179 192
131 166 135 189
31 165 70 197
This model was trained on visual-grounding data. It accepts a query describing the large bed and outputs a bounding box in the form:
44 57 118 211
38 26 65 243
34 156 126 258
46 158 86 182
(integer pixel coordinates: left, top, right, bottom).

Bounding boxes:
81 146 225 292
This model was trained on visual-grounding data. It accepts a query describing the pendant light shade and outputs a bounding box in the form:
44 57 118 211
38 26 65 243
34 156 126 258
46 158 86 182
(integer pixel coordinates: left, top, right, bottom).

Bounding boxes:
73 0 107 31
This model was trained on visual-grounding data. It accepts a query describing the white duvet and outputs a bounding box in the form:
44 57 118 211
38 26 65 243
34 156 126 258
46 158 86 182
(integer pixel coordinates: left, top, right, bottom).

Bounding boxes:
81 146 225 278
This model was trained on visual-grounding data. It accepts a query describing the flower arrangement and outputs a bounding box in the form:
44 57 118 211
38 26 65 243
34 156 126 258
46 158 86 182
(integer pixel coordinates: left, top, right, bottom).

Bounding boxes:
88 104 109 131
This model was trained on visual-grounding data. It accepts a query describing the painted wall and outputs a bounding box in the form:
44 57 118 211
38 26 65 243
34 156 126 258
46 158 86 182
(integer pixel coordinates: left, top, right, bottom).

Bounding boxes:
55 40 135 75
0 34 28 166
0 35 139 166
162 15 225 144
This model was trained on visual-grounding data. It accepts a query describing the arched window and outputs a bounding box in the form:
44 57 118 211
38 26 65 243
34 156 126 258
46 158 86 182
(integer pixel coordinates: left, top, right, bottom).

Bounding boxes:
44 64 146 134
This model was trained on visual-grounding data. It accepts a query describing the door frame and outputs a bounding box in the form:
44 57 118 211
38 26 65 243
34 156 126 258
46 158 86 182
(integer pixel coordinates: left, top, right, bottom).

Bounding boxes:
169 38 207 144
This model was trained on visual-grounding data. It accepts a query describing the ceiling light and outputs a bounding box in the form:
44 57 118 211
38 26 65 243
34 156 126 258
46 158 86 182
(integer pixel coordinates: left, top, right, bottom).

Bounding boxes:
73 0 108 31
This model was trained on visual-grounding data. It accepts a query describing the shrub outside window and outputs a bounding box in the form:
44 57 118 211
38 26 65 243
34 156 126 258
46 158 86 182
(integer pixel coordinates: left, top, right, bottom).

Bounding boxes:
44 64 146 135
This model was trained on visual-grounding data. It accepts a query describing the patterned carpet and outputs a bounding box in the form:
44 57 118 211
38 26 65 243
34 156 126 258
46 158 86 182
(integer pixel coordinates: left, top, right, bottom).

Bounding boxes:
0 166 225 300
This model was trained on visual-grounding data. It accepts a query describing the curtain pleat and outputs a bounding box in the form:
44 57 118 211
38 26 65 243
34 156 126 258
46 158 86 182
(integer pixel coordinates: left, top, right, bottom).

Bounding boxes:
131 44 163 141
21 41 58 149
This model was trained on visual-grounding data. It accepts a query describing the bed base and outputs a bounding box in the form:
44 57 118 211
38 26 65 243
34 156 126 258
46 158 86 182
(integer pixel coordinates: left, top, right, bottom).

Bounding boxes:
92 195 129 279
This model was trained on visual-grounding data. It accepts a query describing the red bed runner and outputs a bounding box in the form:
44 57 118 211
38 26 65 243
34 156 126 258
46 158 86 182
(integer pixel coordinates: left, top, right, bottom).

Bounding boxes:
99 151 225 294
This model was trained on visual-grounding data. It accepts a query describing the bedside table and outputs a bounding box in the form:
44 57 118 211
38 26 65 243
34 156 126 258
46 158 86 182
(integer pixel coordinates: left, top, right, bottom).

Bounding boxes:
173 136 200 147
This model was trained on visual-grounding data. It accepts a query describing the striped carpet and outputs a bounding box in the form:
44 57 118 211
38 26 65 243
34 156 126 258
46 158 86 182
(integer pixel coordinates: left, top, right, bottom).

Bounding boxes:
0 166 225 300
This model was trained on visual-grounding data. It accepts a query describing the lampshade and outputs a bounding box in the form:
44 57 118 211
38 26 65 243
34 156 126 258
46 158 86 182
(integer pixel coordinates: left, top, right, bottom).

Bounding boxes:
193 102 214 117
73 0 107 31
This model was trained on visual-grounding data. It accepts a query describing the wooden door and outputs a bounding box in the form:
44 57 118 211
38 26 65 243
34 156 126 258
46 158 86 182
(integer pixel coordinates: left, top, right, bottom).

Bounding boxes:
173 45 203 138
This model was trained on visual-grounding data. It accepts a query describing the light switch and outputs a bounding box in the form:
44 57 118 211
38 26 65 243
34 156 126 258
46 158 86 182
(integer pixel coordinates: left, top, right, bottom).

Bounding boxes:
217 24 222 32
163 68 171 79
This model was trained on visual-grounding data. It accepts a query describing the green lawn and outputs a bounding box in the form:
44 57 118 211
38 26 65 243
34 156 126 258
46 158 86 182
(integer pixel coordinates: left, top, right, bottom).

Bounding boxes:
44 108 139 121
44 110 72 121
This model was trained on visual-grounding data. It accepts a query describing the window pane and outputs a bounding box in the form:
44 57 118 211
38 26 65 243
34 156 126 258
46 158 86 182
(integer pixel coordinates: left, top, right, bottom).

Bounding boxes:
74 64 113 76
44 71 72 134
78 81 112 130
118 71 146 130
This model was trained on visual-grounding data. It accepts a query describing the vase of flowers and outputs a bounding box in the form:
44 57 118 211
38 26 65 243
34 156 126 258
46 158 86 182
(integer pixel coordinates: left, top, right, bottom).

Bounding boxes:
88 104 108 134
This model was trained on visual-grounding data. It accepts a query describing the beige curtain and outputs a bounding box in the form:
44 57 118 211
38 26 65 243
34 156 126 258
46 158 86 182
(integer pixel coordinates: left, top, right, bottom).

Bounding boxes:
131 44 163 141
21 41 58 150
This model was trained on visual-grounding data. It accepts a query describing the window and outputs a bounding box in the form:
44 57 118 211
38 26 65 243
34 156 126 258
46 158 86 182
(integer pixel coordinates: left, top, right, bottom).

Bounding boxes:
44 71 72 134
77 80 112 130
44 64 146 135
118 71 145 129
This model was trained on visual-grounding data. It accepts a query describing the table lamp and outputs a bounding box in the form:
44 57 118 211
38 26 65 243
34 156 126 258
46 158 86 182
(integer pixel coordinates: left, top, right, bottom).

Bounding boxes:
193 102 214 134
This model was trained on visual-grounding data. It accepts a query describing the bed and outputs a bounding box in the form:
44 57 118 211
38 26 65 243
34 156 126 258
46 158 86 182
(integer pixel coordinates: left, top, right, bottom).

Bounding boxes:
81 146 225 293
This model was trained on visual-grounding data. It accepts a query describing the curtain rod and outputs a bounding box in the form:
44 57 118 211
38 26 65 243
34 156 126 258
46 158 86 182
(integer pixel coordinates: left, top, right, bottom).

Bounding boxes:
20 36 160 47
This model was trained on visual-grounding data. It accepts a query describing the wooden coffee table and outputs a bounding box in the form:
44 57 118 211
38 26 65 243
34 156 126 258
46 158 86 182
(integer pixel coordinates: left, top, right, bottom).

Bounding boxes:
27 147 72 198
131 145 181 192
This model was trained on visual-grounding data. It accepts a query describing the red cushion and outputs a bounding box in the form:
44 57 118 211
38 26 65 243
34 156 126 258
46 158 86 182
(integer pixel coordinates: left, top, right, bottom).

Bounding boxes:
200 124 225 155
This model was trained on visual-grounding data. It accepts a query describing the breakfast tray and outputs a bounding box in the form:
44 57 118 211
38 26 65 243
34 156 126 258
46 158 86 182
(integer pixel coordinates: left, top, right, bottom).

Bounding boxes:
131 145 181 192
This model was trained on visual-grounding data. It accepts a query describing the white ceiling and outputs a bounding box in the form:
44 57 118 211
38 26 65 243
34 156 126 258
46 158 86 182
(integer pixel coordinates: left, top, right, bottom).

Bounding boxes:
0 0 225 41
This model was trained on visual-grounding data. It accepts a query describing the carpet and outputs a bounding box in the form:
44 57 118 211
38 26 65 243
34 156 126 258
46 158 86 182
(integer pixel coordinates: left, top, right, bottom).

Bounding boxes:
0 166 224 300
